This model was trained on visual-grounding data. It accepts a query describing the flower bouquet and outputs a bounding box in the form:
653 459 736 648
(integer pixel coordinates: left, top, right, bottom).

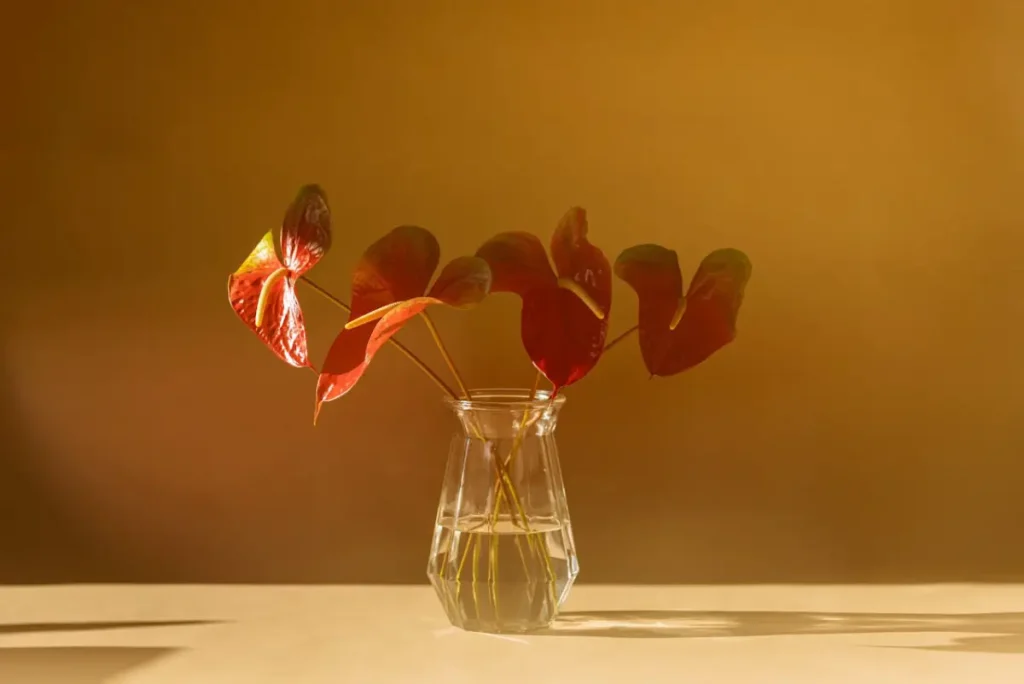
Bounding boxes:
227 185 752 633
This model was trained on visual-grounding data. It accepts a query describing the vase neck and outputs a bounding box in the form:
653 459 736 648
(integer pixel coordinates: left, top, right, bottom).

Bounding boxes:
446 388 564 440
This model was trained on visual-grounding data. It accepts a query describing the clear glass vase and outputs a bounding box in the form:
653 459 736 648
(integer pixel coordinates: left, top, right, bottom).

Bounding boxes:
426 388 578 634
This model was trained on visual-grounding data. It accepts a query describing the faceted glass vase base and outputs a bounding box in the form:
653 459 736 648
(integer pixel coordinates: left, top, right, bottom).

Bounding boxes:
428 516 578 633
426 389 579 634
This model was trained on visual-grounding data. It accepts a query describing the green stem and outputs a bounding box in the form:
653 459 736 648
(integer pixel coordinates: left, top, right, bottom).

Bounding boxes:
491 373 543 505
416 310 521 522
420 311 471 398
488 372 557 601
603 324 639 352
416 310 535 603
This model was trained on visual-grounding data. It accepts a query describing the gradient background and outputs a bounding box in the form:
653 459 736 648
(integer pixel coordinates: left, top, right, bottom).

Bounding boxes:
2 0 1023 585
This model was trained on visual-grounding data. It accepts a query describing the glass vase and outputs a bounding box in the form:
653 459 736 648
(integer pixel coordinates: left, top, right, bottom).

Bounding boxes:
426 388 578 634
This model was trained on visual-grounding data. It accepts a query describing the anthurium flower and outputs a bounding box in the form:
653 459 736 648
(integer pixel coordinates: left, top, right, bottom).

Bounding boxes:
314 226 491 421
614 245 752 376
227 185 331 368
476 207 611 392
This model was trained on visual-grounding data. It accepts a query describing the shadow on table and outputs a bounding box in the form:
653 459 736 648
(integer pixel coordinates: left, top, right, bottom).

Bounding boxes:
541 610 1024 653
0 620 223 684
0 647 176 684
0 620 218 636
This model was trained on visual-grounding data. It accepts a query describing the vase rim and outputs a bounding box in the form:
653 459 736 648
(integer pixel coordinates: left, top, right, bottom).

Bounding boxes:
444 387 565 411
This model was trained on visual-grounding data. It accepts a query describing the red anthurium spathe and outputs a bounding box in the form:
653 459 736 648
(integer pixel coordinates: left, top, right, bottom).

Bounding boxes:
227 185 331 368
476 207 611 391
614 245 752 376
314 226 491 422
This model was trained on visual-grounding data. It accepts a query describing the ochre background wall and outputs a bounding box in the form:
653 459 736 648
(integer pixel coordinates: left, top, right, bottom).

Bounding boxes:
2 0 1023 583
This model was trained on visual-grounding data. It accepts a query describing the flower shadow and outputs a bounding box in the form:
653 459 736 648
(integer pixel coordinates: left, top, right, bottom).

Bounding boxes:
0 620 217 636
0 620 224 684
540 610 1024 653
0 647 178 684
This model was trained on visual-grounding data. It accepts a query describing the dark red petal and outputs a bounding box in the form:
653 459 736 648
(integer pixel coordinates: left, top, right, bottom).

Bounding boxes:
314 226 450 420
614 244 683 375
227 232 310 368
281 184 332 275
678 247 751 352
427 256 492 307
476 231 556 296
521 286 609 391
614 244 683 306
351 225 440 317
478 213 612 391
314 256 493 421
314 325 374 421
314 297 435 422
550 207 612 315
617 246 751 376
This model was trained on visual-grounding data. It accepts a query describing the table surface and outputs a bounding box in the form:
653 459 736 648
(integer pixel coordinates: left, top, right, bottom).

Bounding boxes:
1 584 1023 683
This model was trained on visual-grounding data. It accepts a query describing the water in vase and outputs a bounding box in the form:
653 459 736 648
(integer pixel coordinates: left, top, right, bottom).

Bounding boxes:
429 514 577 633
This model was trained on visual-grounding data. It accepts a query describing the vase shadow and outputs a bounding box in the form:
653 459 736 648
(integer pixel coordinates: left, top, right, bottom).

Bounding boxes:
540 610 1024 653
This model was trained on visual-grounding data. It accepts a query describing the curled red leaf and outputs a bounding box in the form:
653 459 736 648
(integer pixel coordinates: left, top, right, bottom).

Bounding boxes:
476 207 612 391
352 225 440 308
615 245 752 376
281 184 332 274
315 227 491 422
427 256 493 308
476 231 556 294
227 185 332 368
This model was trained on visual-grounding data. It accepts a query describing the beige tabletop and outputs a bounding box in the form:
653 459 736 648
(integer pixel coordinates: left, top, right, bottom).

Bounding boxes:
1 584 1023 682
